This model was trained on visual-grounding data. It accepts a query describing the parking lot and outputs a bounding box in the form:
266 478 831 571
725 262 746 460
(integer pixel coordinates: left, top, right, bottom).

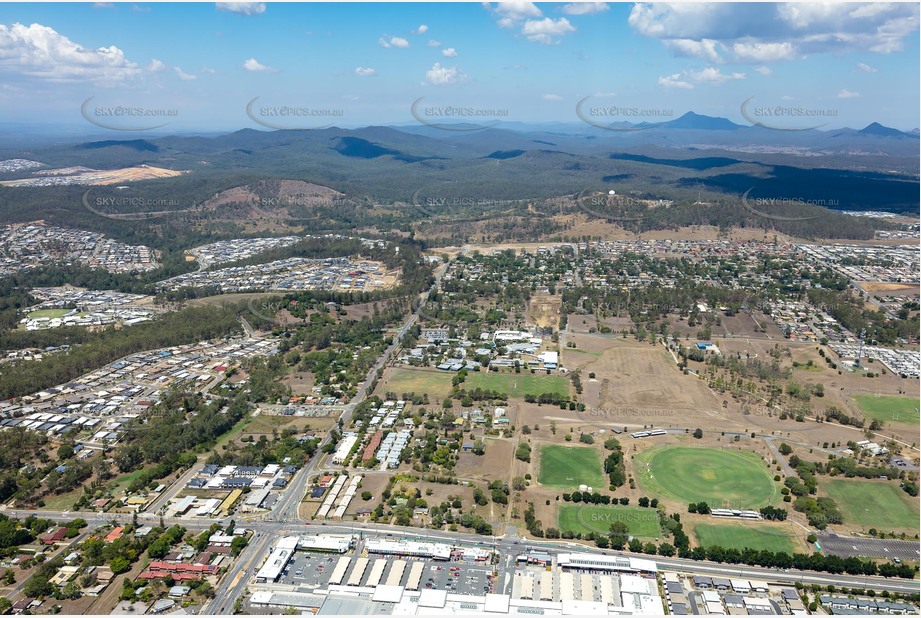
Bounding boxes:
818 533 921 560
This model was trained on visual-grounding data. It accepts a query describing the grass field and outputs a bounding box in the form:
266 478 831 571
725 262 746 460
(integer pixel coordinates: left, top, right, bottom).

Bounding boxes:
381 368 453 399
466 372 569 399
694 522 796 553
824 479 920 530
27 308 70 319
854 394 920 424
538 445 604 488
635 446 778 509
558 504 661 539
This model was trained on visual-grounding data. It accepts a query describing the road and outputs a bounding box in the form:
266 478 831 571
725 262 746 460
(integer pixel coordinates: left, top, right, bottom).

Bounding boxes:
204 255 455 613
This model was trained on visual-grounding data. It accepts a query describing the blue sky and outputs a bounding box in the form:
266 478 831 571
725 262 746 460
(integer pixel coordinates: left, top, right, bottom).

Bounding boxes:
0 2 918 132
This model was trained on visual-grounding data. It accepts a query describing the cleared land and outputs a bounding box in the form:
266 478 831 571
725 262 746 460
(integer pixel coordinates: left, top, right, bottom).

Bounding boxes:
694 522 796 553
538 445 604 488
466 372 569 399
558 504 661 539
379 367 453 400
854 394 920 424
635 446 778 509
823 479 920 530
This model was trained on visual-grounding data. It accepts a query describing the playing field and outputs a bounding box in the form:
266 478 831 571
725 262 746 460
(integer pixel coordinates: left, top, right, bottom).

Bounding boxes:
824 479 920 530
27 308 70 319
380 368 453 399
466 372 569 399
558 504 661 539
538 445 604 488
854 394 920 424
635 446 778 509
694 523 796 553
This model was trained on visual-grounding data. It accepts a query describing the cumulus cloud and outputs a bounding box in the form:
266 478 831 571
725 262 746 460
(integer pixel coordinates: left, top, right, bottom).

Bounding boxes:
174 66 196 81
427 39 442 47
688 66 745 84
837 88 860 98
754 65 772 76
561 3 608 16
413 24 428 35
658 66 745 89
0 22 144 83
354 66 376 77
486 2 542 28
857 62 878 72
242 57 277 72
664 38 721 62
521 17 576 44
423 62 465 85
658 73 693 89
630 2 919 62
216 2 265 15
441 47 457 57
542 93 562 100
147 59 166 72
379 35 410 48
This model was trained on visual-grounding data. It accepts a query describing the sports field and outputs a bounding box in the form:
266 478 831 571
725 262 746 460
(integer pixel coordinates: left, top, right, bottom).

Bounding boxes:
466 372 569 399
538 445 604 488
854 394 919 424
27 308 70 319
635 446 778 509
380 368 453 399
694 522 796 553
824 479 920 529
558 504 661 539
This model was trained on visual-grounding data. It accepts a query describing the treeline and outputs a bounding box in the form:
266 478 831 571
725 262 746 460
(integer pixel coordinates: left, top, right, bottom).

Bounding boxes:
0 304 243 399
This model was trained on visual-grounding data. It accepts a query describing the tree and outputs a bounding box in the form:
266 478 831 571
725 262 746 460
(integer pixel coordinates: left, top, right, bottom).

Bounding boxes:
23 575 54 598
692 428 703 439
0 597 12 615
61 581 81 600
361 491 373 501
109 556 131 574
608 522 629 549
511 477 527 491
779 442 793 456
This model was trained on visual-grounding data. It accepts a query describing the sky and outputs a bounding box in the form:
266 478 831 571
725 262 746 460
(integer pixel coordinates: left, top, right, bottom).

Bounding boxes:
0 1 918 133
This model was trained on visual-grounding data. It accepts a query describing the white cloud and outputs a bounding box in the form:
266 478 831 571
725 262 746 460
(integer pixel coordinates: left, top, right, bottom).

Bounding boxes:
413 24 428 35
755 65 772 76
687 66 745 84
857 62 878 72
630 2 920 63
542 93 562 100
379 35 409 48
561 3 608 16
731 41 795 62
354 66 376 77
521 17 575 44
837 88 859 98
200 66 216 74
427 39 442 47
0 22 144 83
216 2 265 15
174 66 196 81
488 2 542 27
147 59 166 72
423 62 466 85
93 3 114 8
664 38 721 62
242 57 277 72
658 73 693 89
441 47 457 57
